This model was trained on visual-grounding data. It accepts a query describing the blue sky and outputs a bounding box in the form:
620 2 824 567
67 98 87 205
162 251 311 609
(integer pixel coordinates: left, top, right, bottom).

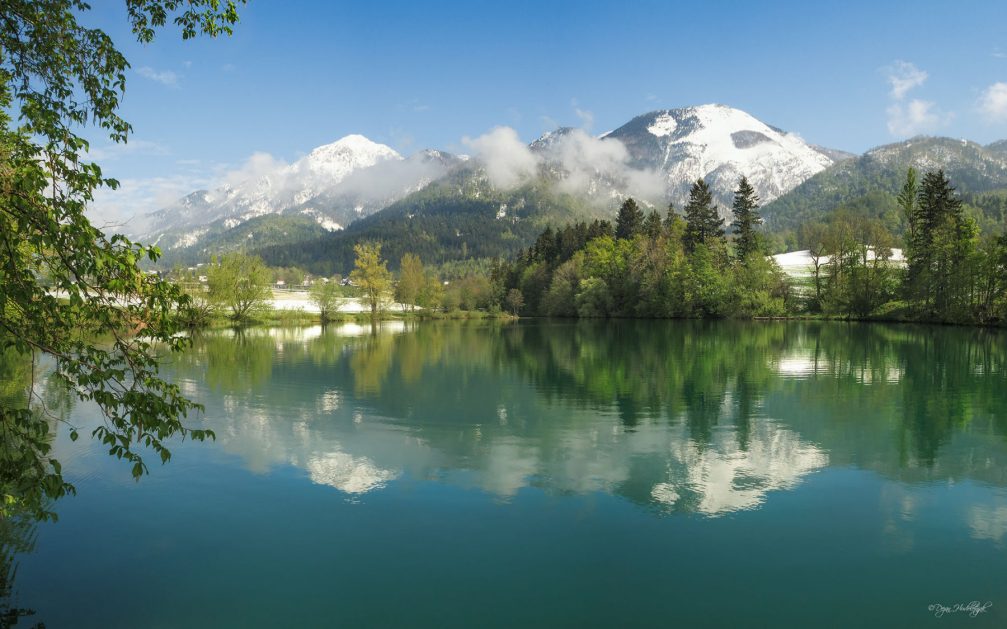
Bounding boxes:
83 0 1007 222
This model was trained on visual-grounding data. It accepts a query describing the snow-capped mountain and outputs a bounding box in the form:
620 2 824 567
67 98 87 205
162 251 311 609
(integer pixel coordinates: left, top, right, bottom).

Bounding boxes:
137 135 461 251
140 104 854 267
602 104 847 214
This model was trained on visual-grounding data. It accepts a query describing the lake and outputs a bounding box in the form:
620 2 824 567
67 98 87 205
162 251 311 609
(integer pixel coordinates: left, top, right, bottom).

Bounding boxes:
6 320 1007 627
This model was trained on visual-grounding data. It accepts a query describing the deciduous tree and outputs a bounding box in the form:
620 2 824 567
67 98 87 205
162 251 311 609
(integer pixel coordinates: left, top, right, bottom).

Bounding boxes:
395 253 425 312
350 243 392 318
0 0 243 520
207 253 272 322
309 277 343 323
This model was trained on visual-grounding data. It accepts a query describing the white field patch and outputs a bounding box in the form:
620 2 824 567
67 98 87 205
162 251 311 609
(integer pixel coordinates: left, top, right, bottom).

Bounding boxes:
772 249 905 279
268 290 412 313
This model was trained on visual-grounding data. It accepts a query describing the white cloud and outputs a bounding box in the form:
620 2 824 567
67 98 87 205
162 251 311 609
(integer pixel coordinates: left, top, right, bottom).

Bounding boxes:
574 107 595 131
85 139 169 162
546 129 665 200
886 99 948 136
978 82 1007 123
462 124 665 201
136 66 179 88
90 173 214 232
885 60 928 100
882 60 951 138
462 126 539 189
221 151 288 188
570 98 595 131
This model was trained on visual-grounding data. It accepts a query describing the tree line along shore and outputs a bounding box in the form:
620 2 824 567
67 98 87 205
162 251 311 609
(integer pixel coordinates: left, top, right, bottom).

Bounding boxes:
177 169 1006 328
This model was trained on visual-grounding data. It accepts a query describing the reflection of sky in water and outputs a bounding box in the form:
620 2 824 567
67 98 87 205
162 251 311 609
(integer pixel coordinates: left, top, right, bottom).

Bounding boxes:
655 422 828 515
18 321 1007 629
134 323 1007 523
773 350 904 383
168 325 841 516
202 388 831 515
970 502 1007 545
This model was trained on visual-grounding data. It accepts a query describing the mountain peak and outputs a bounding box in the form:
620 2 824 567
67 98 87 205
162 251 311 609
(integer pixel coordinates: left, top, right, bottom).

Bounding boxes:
296 135 401 182
530 127 579 152
606 104 836 211
305 134 400 162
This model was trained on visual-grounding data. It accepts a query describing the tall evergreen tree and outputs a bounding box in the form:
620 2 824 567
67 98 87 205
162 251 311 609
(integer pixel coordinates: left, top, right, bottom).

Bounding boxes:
730 176 762 261
615 198 644 240
683 179 724 252
663 202 678 228
906 170 971 318
897 167 918 243
643 210 663 239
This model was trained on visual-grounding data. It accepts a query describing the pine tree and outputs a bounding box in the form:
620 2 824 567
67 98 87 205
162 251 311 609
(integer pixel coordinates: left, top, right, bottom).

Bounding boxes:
897 167 918 243
643 210 663 239
683 179 724 252
615 198 644 240
731 176 762 261
663 202 680 228
907 170 970 318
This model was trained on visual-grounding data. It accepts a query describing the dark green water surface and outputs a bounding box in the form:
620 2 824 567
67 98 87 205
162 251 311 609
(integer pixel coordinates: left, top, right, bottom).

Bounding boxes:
8 320 1007 627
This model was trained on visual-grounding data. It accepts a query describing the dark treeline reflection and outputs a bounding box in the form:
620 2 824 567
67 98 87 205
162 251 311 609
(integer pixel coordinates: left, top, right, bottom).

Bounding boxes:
159 320 1007 515
0 515 38 629
0 348 70 628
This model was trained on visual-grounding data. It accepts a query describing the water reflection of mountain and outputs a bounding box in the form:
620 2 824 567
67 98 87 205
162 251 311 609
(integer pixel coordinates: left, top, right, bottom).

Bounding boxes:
168 321 1007 515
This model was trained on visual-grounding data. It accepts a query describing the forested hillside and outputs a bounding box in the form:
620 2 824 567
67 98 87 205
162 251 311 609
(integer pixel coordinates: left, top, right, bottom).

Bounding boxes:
256 167 606 274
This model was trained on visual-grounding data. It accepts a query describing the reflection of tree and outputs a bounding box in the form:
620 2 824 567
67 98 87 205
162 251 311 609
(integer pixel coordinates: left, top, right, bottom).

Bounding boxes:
167 320 1007 514
1 364 70 623
794 323 1007 467
1 348 72 525
349 332 395 396
496 320 784 449
199 331 275 394
0 513 38 628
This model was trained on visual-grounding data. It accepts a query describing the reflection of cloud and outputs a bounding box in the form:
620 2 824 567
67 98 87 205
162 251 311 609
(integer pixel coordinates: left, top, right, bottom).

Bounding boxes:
480 440 541 497
305 451 397 494
969 503 1007 545
653 421 828 515
650 483 680 505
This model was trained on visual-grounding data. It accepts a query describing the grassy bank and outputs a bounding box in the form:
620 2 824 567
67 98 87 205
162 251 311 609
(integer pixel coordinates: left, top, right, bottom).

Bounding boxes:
194 307 518 329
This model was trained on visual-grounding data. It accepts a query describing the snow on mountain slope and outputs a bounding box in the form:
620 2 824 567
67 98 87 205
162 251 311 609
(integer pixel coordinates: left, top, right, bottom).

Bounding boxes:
604 104 841 214
138 136 460 251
